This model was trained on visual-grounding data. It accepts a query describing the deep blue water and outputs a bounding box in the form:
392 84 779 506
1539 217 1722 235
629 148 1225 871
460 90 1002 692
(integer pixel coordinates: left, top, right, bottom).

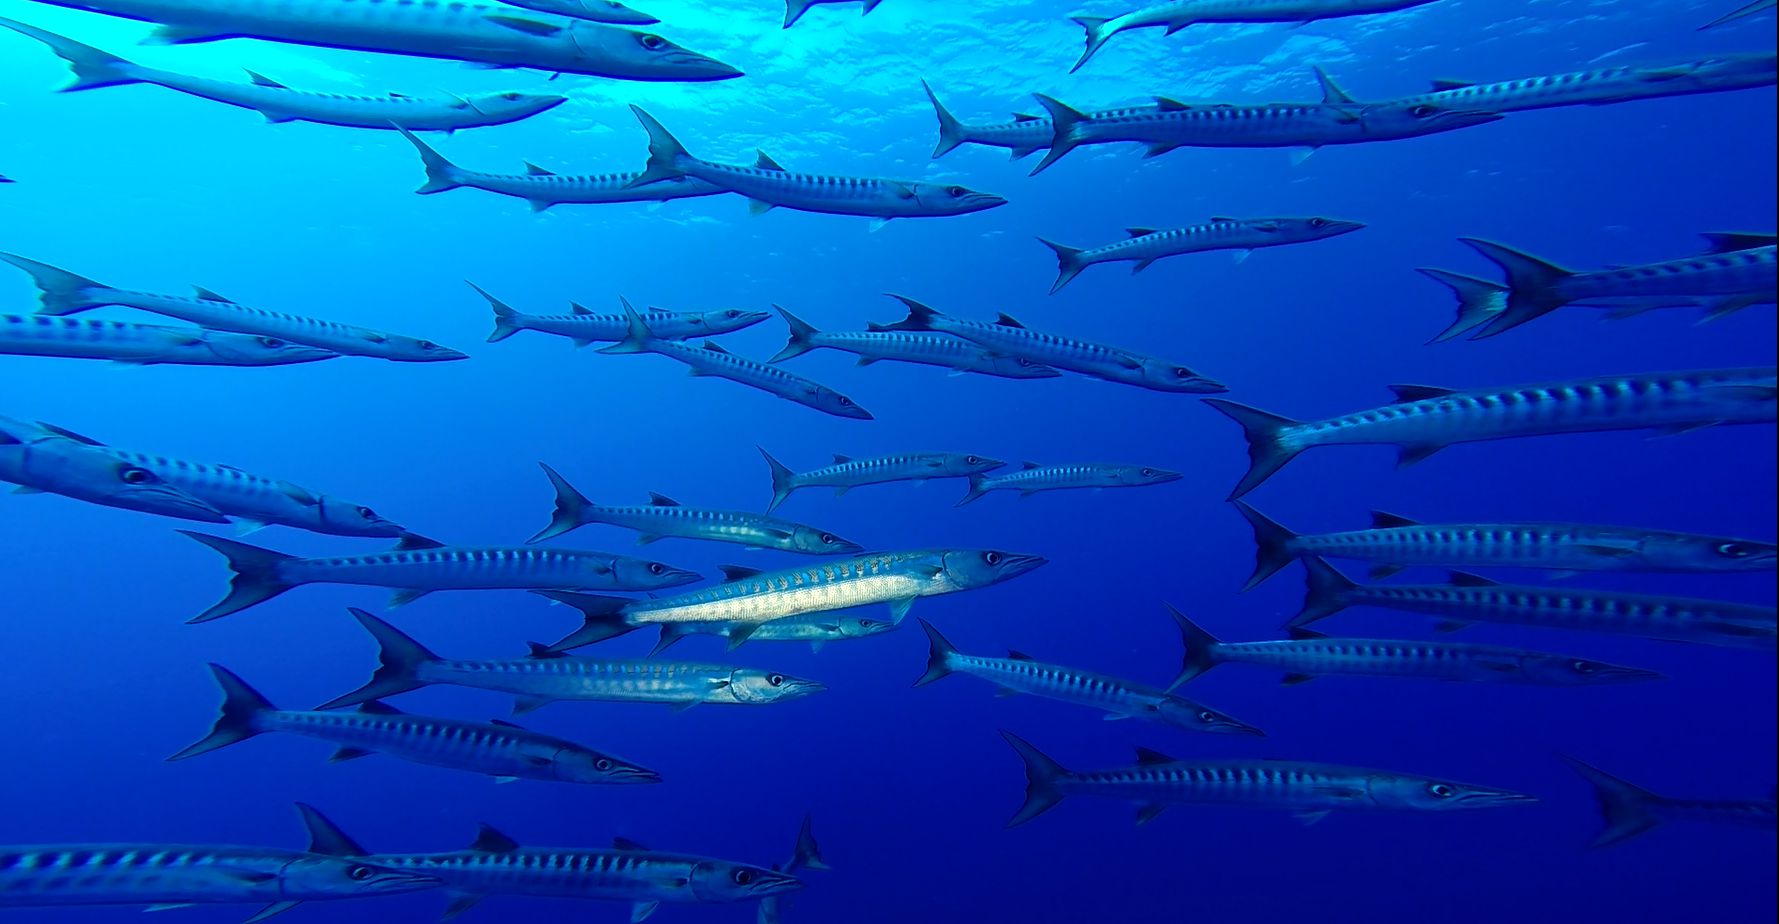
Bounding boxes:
1 0 1775 921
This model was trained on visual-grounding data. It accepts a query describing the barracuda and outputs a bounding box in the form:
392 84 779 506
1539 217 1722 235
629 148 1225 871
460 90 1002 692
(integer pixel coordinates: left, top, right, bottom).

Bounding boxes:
1702 0 1775 28
915 621 1265 735
649 611 899 655
0 415 226 523
880 294 1227 393
1318 53 1777 115
171 664 661 784
321 609 825 713
1234 501 1777 589
1039 216 1365 292
783 0 881 27
1293 558 1778 650
957 461 1182 506
530 463 862 554
20 0 740 81
1416 268 1731 343
539 549 1046 650
1070 0 1445 71
922 79 1165 160
0 18 564 131
180 531 700 622
1169 606 1661 687
769 305 1060 380
473 284 763 344
497 0 657 24
1001 731 1535 828
1206 367 1778 499
0 253 466 362
758 447 1005 513
0 313 337 366
1560 756 1777 847
401 130 725 214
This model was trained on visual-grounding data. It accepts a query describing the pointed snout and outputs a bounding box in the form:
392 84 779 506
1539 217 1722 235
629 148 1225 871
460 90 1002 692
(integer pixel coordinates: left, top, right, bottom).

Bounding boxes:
668 51 745 81
999 553 1049 579
1182 376 1229 394
1467 788 1540 808
752 869 805 897
1320 218 1367 237
609 764 664 785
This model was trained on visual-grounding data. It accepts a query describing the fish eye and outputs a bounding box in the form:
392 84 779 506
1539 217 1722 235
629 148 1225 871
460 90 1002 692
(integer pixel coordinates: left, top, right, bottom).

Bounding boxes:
416 340 437 350
1716 542 1753 558
1310 217 1327 227
1410 105 1438 118
984 551 1002 566
768 674 785 687
1172 368 1192 377
725 309 742 318
1197 710 1216 722
965 455 980 464
120 467 155 484
946 186 965 197
256 336 285 348
1140 468 1155 477
838 397 854 406
347 865 374 881
1427 783 1456 798
819 533 836 544
595 758 614 771
500 92 522 101
856 619 871 627
639 33 666 50
649 563 666 575
1570 660 1597 674
733 869 755 885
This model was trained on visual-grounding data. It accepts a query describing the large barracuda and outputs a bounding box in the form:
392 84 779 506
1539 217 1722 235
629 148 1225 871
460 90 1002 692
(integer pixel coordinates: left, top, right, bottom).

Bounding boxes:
1001 732 1535 828
769 306 1062 379
1069 0 1444 71
322 609 825 713
530 463 863 554
923 80 1165 160
181 531 700 622
1169 607 1661 687
0 313 337 366
1233 501 1777 589
758 447 1005 513
1560 756 1777 847
1293 558 1778 650
1317 53 1777 116
20 0 741 81
294 805 802 922
880 294 1227 393
1416 268 1731 343
1205 368 1779 499
914 621 1265 735
473 284 764 344
957 461 1182 506
649 610 898 655
172 665 661 784
0 253 467 362
1039 216 1365 293
0 18 564 131
403 130 725 213
540 549 1047 650
0 415 226 523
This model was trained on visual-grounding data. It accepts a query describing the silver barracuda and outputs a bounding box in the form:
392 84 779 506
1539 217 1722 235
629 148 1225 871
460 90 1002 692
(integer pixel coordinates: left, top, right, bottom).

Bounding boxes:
1205 367 1779 499
1316 53 1777 116
402 129 724 213
0 18 565 131
0 313 338 366
539 550 1047 651
1070 0 1445 71
784 0 881 27
649 611 898 655
627 106 1007 226
181 531 700 622
769 305 1061 379
497 0 657 24
1001 731 1535 828
21 0 740 81
923 80 1166 160
1702 0 1775 28
957 461 1181 506
1039 216 1365 292
0 415 226 523
473 283 763 344
1169 606 1661 688
1233 501 1777 590
1416 268 1729 343
321 609 825 713
530 463 863 554
915 621 1265 735
1560 756 1777 847
1293 558 1778 650
172 665 659 784
0 252 467 362
759 447 1005 513
880 294 1227 394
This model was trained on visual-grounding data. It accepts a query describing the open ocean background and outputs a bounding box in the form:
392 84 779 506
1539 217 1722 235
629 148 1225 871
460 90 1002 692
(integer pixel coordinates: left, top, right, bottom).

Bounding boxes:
1 0 1774 921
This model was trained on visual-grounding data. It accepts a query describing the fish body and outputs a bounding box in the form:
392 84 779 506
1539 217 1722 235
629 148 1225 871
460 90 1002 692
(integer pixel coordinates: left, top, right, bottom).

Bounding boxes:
1294 559 1778 650
401 129 724 212
880 294 1226 393
769 305 1060 378
1561 756 1777 847
19 0 740 81
757 447 1006 513
1416 268 1742 343
1071 0 1443 71
1206 367 1779 498
1361 53 1778 114
0 313 338 365
497 0 657 24
922 80 1162 160
0 415 226 523
957 461 1181 506
1702 0 1776 28
783 0 882 27
182 531 700 622
1040 216 1364 292
472 284 763 344
541 549 1046 650
650 611 898 655
0 253 466 362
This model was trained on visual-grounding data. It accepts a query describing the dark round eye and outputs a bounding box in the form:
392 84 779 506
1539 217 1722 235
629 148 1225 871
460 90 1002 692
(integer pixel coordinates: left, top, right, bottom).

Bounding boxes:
725 310 741 318
595 758 613 771
348 866 374 881
1197 710 1215 722
1140 468 1155 477
768 674 784 687
733 869 755 885
965 455 980 464
1716 542 1752 558
1410 105 1438 118
256 336 285 348
501 92 522 101
639 33 666 50
417 340 437 350
1571 660 1596 674
356 506 377 519
856 619 870 628
946 186 967 197
121 467 154 484
1428 783 1456 798
1310 217 1327 227
819 533 836 544
984 551 1002 566
649 563 665 575
1173 368 1191 377
838 397 854 406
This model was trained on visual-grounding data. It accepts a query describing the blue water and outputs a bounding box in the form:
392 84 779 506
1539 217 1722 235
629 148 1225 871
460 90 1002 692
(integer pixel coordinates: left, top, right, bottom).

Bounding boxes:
2 0 1774 921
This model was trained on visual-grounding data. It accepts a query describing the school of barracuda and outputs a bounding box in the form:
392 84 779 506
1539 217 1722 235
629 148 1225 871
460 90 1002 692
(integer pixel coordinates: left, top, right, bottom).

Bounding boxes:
0 0 1774 919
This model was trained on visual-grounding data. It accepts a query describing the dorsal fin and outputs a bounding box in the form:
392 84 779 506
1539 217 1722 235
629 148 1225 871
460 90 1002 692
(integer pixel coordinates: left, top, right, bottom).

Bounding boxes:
395 533 446 551
1133 746 1177 766
470 824 520 853
34 422 105 445
611 836 650 852
994 313 1026 328
1020 461 1042 470
832 454 853 464
192 285 235 303
1153 96 1190 111
488 719 525 730
1428 78 1473 91
720 564 765 581
1449 570 1499 587
1700 232 1778 254
357 700 404 716
1011 112 1042 122
1388 384 1456 403
1369 510 1419 529
525 641 566 659
570 302 594 316
755 150 786 171
484 13 563 36
524 162 556 176
1209 216 1237 222
296 804 366 857
1006 649 1035 661
647 492 680 507
1286 626 1329 640
1312 65 1355 105
701 340 731 354
243 70 287 89
1125 227 1159 237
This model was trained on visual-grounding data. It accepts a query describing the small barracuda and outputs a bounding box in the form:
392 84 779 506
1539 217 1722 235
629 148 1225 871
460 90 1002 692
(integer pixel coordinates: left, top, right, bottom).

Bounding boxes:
321 609 825 713
1234 501 1777 589
1029 94 1501 175
915 621 1265 735
1416 268 1737 343
650 611 899 655
1702 0 1776 28
401 129 725 213
957 461 1182 506
1001 731 1535 828
770 305 1060 379
1318 53 1777 116
181 531 701 622
1169 606 1661 687
540 550 1047 651
601 302 872 420
1294 558 1778 650
0 841 436 919
497 0 657 24
1206 367 1779 499
1070 0 1444 71
923 79 1165 160
759 447 1006 513
628 106 1008 225
784 0 881 27
21 0 741 81
0 18 564 131
1560 756 1777 847
0 252 466 362
473 284 764 345
1459 234 1778 337
295 806 802 922
530 463 863 554
0 415 226 523
881 294 1227 394
171 665 660 785
1039 216 1365 293
0 313 338 366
